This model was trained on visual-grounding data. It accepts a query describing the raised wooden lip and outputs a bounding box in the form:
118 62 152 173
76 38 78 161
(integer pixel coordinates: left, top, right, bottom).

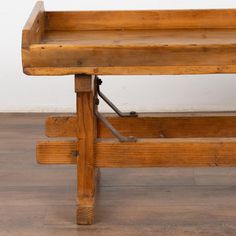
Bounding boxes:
23 2 44 31
22 1 45 49
45 8 236 30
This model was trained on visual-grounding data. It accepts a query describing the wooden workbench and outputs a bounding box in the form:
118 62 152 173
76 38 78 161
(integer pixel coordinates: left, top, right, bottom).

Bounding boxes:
22 1 236 224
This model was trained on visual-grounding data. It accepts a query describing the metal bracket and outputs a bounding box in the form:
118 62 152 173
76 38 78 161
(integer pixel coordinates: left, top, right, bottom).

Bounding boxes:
96 76 138 117
95 109 137 142
94 76 137 142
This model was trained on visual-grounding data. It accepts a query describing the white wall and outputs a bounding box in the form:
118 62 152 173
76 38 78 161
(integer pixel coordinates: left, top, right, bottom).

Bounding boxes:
2 0 236 112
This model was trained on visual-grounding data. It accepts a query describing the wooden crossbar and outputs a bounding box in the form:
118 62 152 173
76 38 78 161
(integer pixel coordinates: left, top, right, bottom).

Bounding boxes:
45 113 236 139
37 138 236 167
36 141 77 164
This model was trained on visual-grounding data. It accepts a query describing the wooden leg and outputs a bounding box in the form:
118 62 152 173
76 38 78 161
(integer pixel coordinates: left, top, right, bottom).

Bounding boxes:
75 74 97 225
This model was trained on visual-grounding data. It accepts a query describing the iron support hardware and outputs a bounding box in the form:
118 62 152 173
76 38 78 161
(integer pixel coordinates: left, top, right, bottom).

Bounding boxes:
94 76 137 142
95 109 137 142
96 76 138 117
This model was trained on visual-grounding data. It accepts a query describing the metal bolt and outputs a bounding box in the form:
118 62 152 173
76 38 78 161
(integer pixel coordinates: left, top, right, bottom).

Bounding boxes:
130 111 137 116
97 78 103 85
95 98 100 105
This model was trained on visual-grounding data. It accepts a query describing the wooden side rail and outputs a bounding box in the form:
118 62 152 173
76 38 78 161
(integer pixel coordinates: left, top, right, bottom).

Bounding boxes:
45 113 236 138
37 138 236 167
22 1 45 49
22 1 45 70
46 9 236 31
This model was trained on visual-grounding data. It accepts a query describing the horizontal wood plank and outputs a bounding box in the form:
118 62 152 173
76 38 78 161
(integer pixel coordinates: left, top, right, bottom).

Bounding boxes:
46 116 76 137
45 9 236 31
28 45 236 68
37 138 236 167
23 65 236 76
46 113 236 138
95 138 236 167
36 141 77 164
43 29 236 48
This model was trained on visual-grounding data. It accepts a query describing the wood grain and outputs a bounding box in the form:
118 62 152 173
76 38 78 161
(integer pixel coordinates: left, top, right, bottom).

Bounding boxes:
36 140 76 164
45 113 236 138
95 138 236 168
45 9 236 31
28 45 236 68
22 1 45 49
22 1 45 68
36 138 236 167
46 116 76 137
23 65 236 76
74 74 92 92
75 75 97 225
42 29 236 47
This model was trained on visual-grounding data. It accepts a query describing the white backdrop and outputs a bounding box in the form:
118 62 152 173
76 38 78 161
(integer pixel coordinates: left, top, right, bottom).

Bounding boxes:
2 0 236 112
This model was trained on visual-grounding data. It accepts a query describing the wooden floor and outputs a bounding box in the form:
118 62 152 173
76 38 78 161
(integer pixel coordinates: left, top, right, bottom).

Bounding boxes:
0 113 236 235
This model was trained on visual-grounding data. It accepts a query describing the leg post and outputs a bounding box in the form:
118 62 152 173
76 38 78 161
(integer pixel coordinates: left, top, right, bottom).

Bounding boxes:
75 74 97 225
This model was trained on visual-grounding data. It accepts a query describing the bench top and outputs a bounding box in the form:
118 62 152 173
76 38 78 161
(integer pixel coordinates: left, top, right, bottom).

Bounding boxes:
22 2 236 76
